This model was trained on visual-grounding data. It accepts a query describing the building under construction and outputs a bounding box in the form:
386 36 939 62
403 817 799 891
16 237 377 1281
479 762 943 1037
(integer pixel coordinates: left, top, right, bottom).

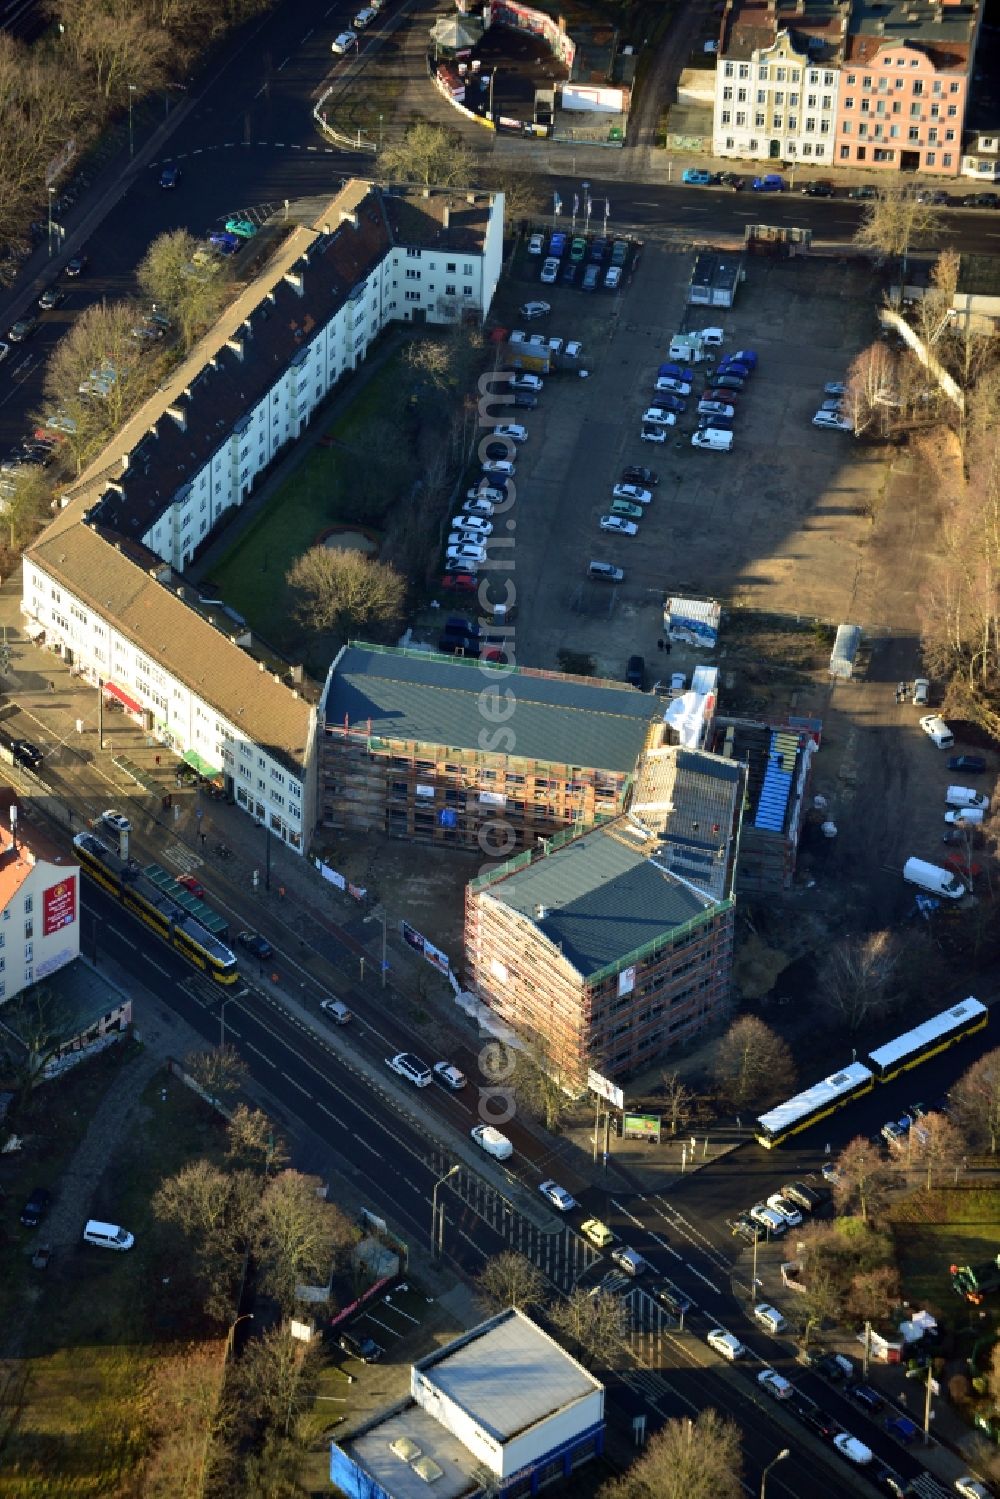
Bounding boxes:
465 745 745 1079
318 643 664 852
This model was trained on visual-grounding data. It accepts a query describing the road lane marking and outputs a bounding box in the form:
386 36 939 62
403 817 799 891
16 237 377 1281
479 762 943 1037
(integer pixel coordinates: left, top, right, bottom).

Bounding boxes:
649 1231 684 1260
244 1041 276 1066
686 1263 720 1293
316 1101 347 1128
280 1070 312 1095
302 28 313 40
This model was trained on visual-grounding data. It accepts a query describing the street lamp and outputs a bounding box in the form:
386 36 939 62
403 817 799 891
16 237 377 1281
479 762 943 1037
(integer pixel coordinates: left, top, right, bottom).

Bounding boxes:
47 186 55 258
225 1312 254 1362
760 1447 790 1499
219 993 239 1049
128 83 138 158
431 1165 460 1257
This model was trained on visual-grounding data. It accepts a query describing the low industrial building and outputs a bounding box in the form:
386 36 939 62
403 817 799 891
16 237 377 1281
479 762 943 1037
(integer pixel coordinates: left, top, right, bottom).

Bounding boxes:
22 179 504 857
319 643 663 853
688 252 743 308
705 714 820 894
465 741 743 1079
330 1307 604 1499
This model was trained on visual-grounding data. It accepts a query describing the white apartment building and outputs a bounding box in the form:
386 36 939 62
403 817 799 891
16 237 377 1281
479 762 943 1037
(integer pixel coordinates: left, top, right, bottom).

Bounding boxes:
714 27 841 164
0 806 79 1004
22 180 504 856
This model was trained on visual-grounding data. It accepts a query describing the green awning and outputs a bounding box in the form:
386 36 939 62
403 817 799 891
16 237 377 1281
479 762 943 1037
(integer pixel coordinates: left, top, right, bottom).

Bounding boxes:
182 748 221 779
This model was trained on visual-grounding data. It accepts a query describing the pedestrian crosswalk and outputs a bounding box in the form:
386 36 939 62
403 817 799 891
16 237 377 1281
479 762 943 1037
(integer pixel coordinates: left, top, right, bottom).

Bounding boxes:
425 1147 602 1290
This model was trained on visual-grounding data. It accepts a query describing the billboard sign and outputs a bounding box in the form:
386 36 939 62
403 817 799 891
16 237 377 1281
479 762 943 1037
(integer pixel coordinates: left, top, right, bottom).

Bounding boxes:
588 1068 624 1110
623 1113 661 1142
43 876 77 935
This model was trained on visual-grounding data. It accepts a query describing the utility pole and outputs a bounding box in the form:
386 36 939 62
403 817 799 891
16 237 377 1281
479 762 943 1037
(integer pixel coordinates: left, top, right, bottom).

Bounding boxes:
923 1362 935 1444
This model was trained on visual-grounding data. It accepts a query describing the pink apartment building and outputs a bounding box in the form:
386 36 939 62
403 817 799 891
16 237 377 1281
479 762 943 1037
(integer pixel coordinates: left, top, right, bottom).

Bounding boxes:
836 3 979 178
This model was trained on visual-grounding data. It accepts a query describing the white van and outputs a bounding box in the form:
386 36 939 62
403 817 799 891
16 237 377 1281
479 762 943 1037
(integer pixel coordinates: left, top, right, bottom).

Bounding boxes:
692 428 733 452
945 807 984 825
946 786 990 812
753 1302 788 1334
83 1219 134 1251
471 1124 513 1160
902 856 965 900
589 560 624 582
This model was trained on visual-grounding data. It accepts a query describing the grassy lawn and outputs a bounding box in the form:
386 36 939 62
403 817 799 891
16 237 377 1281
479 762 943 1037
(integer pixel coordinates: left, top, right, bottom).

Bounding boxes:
207 352 405 653
0 1067 228 1498
890 1184 1000 1318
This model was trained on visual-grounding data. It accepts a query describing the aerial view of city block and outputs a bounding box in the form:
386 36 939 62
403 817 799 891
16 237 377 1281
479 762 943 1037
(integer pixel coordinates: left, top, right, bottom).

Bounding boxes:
1 0 1000 1494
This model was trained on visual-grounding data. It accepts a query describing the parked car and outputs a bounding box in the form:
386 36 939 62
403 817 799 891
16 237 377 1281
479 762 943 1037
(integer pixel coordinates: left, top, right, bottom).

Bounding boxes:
331 29 357 51
848 1383 884 1414
519 300 549 319
37 286 66 310
610 1245 646 1276
101 810 132 835
494 424 527 443
65 254 88 276
605 266 621 290
622 465 658 486
752 174 784 192
749 1202 787 1235
698 400 735 419
600 515 638 536
238 930 273 960
7 317 37 343
450 514 492 534
657 363 694 382
589 238 608 262
729 1213 763 1243
758 1368 794 1400
766 1194 802 1227
625 654 645 687
824 381 846 397
548 231 567 256
176 873 205 897
11 739 42 770
682 168 712 185
710 374 745 391
511 374 543 392
387 1052 432 1087
570 236 588 262
948 755 987 773
804 179 835 197
651 390 686 412
640 426 667 443
655 376 691 396
527 233 544 255
538 1179 577 1211
813 411 853 431
338 1330 382 1362
20 1186 52 1228
540 257 560 284
446 542 486 564
641 408 677 428
582 265 600 291
613 483 652 504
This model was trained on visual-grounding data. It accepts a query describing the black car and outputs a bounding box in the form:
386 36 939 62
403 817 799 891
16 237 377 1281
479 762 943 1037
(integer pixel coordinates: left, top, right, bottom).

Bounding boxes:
804 180 835 197
11 739 42 770
710 374 745 391
65 254 88 277
513 392 538 410
20 1186 52 1227
621 465 658 486
338 1329 383 1363
797 1403 842 1439
697 414 734 431
159 164 181 189
870 1463 906 1498
729 1214 763 1243
561 260 578 285
238 930 273 960
626 655 645 689
651 1279 692 1315
849 185 878 200
947 754 987 773
809 1351 851 1382
38 286 66 311
589 237 609 263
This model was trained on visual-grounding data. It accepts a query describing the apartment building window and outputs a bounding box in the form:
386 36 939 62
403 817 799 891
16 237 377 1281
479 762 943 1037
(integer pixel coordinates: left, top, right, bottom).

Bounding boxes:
787 119 797 133
943 153 952 166
463 263 473 275
802 142 812 156
844 96 853 109
910 103 922 118
405 247 421 258
862 75 871 89
405 268 421 280
876 100 885 115
445 284 455 295
947 105 957 117
926 151 936 165
721 110 731 125
774 90 784 104
463 285 473 296
771 112 781 128
737 87 747 102
405 290 420 302
24 941 32 964
808 70 818 85
807 93 816 108
928 128 938 143
722 86 733 100
789 92 798 106
822 95 831 110
820 119 830 134
815 143 826 156
893 101 901 113
805 117 815 132
758 64 768 80
878 77 889 92
890 124 899 138
856 146 866 160
945 130 954 141
735 111 746 127
840 144 850 159
756 89 766 104
860 98 870 113
874 124 884 139
949 83 959 94
724 62 734 77
755 111 766 127
738 63 749 78
846 73 856 84
930 104 940 118
774 67 785 82
748 138 758 151
24 894 33 914
725 136 735 148
908 126 920 142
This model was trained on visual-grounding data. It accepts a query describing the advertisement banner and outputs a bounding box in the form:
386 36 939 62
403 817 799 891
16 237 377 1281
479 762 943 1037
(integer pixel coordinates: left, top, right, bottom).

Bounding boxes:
588 1068 624 1110
617 965 636 997
43 876 77 935
623 1113 661 1142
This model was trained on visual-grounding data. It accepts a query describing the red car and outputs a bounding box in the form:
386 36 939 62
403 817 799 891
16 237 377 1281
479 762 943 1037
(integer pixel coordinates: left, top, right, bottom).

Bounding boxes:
704 389 740 404
177 874 205 897
440 572 477 593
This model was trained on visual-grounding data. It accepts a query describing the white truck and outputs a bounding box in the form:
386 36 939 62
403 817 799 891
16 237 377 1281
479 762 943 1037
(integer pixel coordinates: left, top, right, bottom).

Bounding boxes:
902 856 965 900
470 1124 513 1161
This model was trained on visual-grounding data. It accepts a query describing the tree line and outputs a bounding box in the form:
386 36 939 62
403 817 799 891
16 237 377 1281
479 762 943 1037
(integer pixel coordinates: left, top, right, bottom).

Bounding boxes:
0 0 275 278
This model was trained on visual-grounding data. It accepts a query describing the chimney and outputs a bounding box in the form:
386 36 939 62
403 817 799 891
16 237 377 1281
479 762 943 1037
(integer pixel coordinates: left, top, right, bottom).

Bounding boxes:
339 208 359 229
283 271 304 296
534 904 549 919
166 403 186 431
226 335 244 359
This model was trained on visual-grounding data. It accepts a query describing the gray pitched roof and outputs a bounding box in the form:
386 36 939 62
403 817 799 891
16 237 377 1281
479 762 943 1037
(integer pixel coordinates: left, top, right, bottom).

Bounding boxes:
325 643 660 772
487 822 716 977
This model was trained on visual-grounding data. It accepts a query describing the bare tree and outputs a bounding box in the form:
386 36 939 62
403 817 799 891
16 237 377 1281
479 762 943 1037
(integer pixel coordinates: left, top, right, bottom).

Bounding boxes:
152 1159 259 1323
513 1032 581 1132
713 1016 795 1110
797 1265 844 1348
42 299 163 467
953 1049 1000 1154
184 1044 248 1109
892 1109 966 1189
227 1104 289 1176
853 184 942 269
227 1324 319 1435
832 1136 899 1223
477 1252 547 1310
660 1071 695 1137
253 1169 357 1313
137 228 230 350
599 1408 743 1499
378 120 476 187
0 983 74 1105
55 0 173 102
843 342 901 443
846 1263 900 1326
1 466 54 552
551 1288 630 1369
286 547 406 639
818 930 900 1034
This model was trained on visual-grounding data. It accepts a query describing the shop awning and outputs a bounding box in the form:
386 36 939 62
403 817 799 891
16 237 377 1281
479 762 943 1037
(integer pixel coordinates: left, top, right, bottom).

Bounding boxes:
104 681 143 715
182 748 222 779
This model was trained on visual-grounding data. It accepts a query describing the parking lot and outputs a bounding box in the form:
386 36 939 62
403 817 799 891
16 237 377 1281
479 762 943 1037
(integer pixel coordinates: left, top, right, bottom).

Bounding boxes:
473 238 994 929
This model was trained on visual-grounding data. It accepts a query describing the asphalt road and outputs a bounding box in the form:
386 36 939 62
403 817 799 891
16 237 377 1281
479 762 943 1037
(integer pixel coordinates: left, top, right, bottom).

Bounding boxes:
78 861 991 1498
